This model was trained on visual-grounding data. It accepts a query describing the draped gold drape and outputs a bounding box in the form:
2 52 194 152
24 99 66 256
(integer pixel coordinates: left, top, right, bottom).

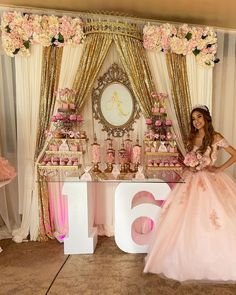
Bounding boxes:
36 46 63 240
113 35 155 117
73 34 113 108
73 31 155 118
35 46 63 157
166 53 192 144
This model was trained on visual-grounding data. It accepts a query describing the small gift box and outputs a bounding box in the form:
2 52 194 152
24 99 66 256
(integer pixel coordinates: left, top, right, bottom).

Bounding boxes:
70 144 78 151
69 103 75 110
160 107 166 114
62 103 69 110
169 147 176 153
152 107 159 113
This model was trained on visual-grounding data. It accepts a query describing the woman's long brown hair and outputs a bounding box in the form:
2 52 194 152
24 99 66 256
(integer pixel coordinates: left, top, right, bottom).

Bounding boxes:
186 107 216 156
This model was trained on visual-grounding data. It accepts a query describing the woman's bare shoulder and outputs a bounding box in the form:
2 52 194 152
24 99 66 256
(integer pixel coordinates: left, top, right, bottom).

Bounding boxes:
213 132 224 144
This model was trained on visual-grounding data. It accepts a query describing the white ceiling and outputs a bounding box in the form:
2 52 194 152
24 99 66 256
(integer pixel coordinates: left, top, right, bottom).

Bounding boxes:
0 0 236 30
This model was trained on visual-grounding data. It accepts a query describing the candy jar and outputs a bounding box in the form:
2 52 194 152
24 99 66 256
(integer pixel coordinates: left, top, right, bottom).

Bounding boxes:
132 137 141 172
118 141 128 173
91 133 101 173
105 141 115 173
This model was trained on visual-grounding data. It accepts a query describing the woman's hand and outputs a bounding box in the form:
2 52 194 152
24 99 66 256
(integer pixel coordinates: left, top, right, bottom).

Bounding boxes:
188 167 197 173
207 166 223 173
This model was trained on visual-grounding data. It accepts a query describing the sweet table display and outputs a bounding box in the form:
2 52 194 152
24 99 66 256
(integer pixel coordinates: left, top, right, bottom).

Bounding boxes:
38 88 88 177
144 92 182 177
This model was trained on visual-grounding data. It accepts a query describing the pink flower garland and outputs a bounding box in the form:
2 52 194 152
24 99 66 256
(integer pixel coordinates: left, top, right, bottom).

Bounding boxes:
0 12 85 57
143 23 219 67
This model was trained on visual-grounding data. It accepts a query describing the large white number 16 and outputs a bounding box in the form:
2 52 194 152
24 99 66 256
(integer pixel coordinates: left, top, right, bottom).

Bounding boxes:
115 182 170 253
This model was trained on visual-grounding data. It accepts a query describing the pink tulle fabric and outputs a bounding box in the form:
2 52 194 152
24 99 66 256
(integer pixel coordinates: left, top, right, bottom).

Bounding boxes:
144 138 236 282
0 156 16 182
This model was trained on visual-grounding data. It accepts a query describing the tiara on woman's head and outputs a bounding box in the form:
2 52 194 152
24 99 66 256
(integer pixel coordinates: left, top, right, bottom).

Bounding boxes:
192 104 209 112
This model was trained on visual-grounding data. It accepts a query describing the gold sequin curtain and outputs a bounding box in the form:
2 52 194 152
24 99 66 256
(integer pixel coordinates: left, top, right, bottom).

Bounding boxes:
36 46 63 240
35 46 63 156
73 33 113 108
113 35 154 118
166 53 192 144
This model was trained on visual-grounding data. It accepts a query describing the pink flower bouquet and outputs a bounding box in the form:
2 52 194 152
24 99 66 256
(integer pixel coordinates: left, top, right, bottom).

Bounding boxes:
184 152 200 168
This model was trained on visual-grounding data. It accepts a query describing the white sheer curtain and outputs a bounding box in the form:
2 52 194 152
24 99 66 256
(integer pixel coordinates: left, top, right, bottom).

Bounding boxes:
47 44 84 240
57 45 84 91
0 50 20 239
186 53 213 112
212 30 236 178
146 51 186 156
12 45 43 242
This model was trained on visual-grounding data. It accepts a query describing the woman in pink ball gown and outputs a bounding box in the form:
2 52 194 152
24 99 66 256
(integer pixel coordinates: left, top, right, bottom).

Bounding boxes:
144 105 236 282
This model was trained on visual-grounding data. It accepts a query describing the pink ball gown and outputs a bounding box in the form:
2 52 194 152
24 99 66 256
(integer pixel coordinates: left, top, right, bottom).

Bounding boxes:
0 156 16 182
144 137 236 282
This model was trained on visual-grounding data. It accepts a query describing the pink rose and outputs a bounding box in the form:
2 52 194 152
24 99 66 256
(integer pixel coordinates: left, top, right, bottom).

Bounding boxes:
145 118 152 125
51 116 57 122
76 115 83 122
69 114 77 121
55 113 64 120
184 152 199 167
165 119 172 126
155 120 162 126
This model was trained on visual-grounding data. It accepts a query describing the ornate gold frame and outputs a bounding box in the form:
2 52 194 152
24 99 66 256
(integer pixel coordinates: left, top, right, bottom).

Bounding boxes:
92 63 140 137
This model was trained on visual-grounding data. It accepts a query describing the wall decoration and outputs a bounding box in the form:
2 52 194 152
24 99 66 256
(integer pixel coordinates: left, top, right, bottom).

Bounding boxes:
92 63 140 137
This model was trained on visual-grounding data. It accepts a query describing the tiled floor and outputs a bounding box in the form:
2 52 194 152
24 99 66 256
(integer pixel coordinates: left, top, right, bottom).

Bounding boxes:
0 237 236 295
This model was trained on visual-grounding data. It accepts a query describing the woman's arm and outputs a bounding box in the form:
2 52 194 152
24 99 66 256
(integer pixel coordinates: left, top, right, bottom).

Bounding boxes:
215 145 236 172
207 133 236 172
207 144 236 173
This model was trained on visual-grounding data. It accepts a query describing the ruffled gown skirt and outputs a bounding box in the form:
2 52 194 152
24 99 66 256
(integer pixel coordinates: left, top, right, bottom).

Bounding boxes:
144 170 236 282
